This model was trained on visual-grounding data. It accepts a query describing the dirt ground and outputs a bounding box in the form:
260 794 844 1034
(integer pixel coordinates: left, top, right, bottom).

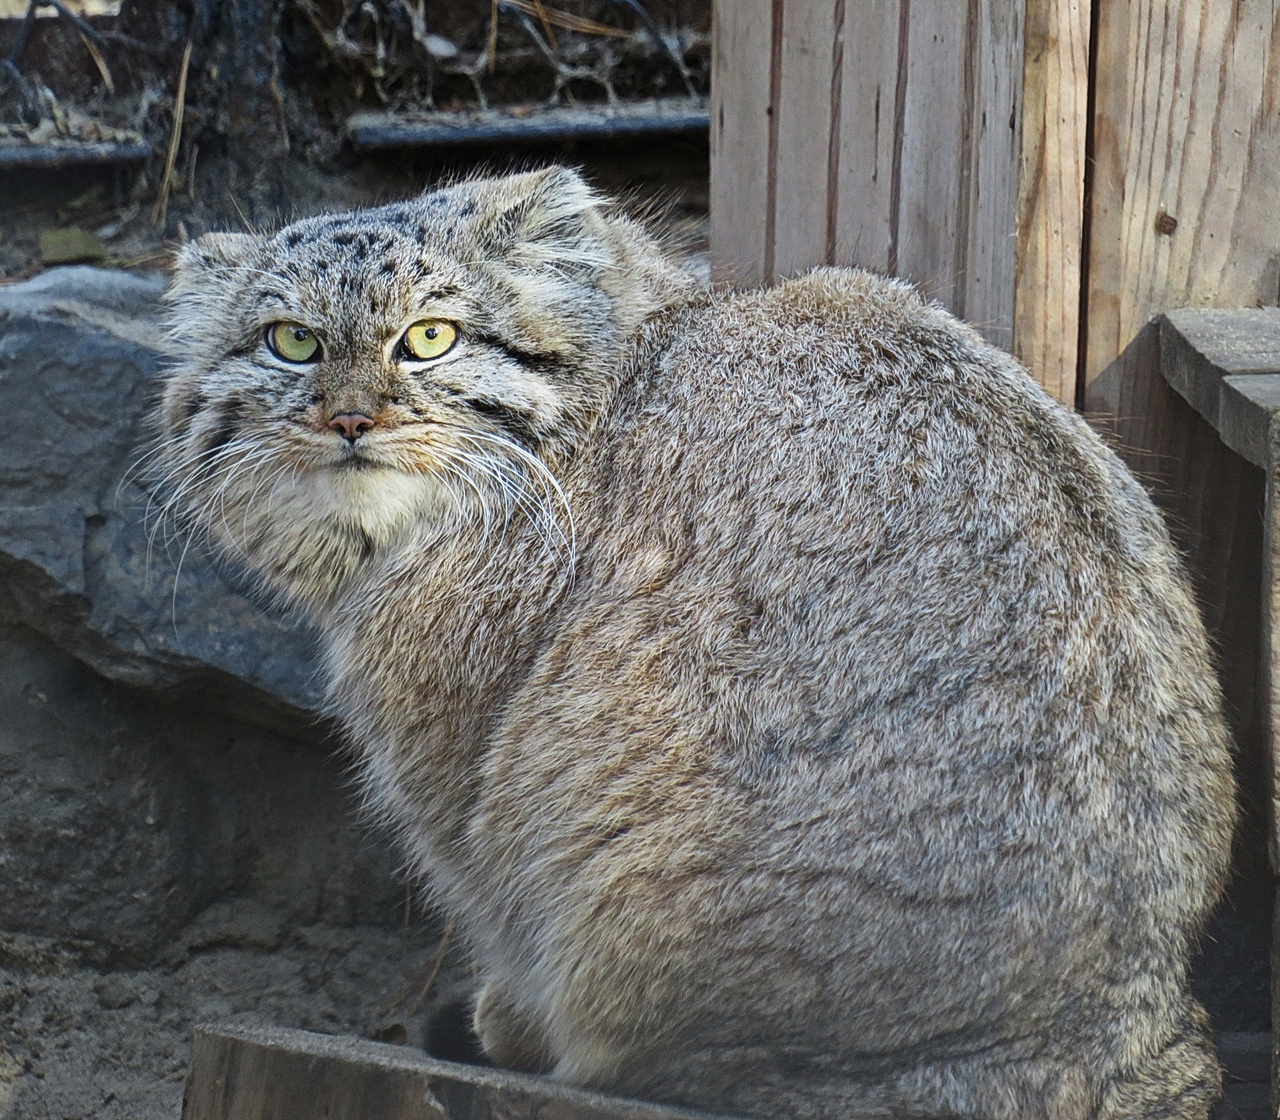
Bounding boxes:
0 903 476 1120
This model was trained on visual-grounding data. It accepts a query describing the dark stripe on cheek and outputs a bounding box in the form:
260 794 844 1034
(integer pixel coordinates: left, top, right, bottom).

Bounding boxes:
170 388 207 438
473 332 566 379
464 397 541 448
201 397 246 454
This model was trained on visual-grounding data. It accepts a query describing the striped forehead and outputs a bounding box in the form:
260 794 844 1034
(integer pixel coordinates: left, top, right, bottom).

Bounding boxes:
250 222 462 319
269 195 468 261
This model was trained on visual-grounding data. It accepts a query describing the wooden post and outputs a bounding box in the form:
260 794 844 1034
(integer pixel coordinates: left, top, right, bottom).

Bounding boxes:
1082 0 1280 397
1152 310 1280 1117
709 0 1090 404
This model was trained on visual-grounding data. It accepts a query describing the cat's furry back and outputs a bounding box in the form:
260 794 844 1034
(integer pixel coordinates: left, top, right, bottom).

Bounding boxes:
156 167 1236 1120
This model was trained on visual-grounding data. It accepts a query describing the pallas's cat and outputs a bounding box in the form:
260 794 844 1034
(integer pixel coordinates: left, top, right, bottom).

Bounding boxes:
155 168 1235 1120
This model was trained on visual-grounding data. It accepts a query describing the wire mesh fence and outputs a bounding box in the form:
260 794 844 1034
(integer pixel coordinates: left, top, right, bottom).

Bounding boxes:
292 0 708 111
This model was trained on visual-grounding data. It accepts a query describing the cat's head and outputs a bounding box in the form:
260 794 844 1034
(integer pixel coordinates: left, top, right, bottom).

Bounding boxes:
155 167 692 611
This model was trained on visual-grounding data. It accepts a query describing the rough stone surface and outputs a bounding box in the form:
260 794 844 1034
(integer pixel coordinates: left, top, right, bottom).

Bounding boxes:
0 266 325 733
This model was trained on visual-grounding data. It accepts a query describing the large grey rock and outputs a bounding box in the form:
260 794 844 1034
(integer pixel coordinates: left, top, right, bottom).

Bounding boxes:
0 266 324 732
0 625 406 964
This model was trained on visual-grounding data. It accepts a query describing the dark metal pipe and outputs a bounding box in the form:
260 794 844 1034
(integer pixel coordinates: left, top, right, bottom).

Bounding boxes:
349 98 708 151
0 141 151 169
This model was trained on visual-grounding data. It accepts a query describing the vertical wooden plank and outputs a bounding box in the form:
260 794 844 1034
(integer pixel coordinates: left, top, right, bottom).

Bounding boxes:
893 3 971 305
1011 0 1090 405
709 0 774 286
1084 0 1280 398
830 0 902 274
769 0 839 279
961 0 1026 354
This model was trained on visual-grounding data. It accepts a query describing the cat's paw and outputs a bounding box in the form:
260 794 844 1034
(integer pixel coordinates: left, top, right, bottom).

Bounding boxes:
473 978 552 1073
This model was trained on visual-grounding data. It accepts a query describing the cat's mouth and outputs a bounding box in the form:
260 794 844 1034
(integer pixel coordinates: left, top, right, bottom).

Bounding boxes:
324 441 394 472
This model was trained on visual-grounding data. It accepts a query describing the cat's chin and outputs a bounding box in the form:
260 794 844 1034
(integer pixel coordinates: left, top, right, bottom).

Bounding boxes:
223 460 456 559
312 463 459 541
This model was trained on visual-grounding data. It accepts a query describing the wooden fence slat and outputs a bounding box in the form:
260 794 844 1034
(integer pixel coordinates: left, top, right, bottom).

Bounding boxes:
1012 0 1090 404
961 0 1026 354
892 3 969 306
831 0 902 274
770 0 840 279
709 0 774 286
1084 0 1280 396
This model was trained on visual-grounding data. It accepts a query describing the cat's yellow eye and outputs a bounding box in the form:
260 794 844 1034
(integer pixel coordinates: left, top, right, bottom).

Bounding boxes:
401 320 458 362
265 322 320 363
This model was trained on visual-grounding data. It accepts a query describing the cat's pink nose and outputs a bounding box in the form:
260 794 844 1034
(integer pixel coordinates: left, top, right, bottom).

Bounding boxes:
329 412 375 443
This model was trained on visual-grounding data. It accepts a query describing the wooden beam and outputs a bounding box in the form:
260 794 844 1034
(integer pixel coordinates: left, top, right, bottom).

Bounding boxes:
1160 309 1280 468
181 1023 728 1120
1083 0 1280 399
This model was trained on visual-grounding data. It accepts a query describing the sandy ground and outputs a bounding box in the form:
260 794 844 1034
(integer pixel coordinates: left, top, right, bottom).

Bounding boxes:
0 901 470 1120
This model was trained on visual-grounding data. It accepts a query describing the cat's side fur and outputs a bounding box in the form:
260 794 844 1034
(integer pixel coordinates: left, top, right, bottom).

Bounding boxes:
156 167 1236 1120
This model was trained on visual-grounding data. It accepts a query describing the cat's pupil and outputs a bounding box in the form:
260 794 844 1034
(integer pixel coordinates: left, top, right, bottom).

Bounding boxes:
293 328 308 342
425 327 437 339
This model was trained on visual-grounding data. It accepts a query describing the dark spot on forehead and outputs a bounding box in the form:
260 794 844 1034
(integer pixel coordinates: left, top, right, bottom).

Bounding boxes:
458 199 476 218
284 230 304 248
381 258 397 278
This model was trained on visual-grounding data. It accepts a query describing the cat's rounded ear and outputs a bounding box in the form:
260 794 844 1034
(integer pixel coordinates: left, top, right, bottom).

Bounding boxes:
168 232 259 306
482 166 609 270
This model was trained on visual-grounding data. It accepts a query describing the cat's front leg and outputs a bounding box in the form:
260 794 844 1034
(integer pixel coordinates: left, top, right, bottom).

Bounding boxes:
473 978 552 1074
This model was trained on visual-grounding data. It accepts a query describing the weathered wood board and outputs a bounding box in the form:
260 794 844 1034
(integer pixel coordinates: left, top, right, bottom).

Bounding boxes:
181 1023 735 1120
1083 0 1280 395
1012 0 1089 404
1160 309 1280 469
709 0 1090 403
1146 310 1280 1114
